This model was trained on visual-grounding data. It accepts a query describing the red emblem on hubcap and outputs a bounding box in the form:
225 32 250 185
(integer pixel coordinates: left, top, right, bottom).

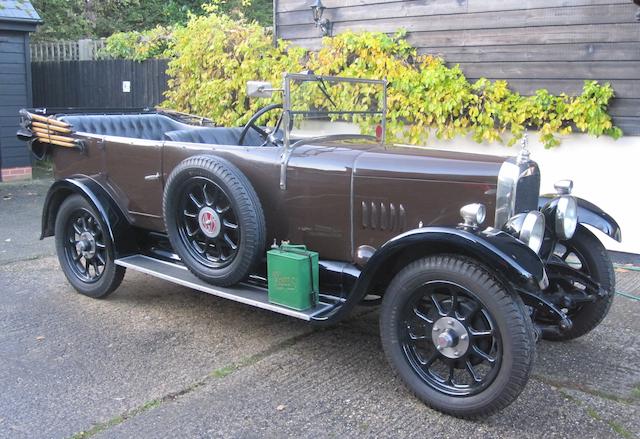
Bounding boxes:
201 211 216 234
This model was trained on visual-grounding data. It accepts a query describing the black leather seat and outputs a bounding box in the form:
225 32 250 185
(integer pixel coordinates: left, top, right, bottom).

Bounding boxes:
164 127 265 146
59 114 195 140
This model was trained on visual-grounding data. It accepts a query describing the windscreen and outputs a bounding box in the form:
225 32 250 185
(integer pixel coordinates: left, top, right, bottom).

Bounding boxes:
284 74 386 143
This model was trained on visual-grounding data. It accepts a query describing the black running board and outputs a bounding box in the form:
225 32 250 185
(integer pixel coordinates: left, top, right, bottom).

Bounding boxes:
115 254 335 321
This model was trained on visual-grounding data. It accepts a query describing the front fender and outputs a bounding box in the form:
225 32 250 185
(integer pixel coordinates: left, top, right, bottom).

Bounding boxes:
355 226 548 298
41 177 137 257
310 226 547 326
539 195 621 242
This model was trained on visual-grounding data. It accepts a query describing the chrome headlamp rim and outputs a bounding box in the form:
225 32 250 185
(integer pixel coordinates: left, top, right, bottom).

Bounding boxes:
555 195 578 240
460 203 486 228
504 210 546 254
520 211 545 254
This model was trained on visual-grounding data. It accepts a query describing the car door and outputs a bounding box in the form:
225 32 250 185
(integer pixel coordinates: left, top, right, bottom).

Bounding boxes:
104 137 164 229
276 144 362 261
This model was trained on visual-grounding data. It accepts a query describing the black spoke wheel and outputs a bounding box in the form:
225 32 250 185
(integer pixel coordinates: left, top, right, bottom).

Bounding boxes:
176 177 241 269
380 256 535 419
401 281 502 397
541 225 615 341
164 155 265 286
55 195 125 298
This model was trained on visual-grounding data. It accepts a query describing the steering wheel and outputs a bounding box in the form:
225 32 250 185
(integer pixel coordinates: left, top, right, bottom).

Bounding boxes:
238 103 283 146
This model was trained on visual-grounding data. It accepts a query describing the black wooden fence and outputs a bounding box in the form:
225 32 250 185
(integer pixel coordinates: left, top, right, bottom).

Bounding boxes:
32 59 170 109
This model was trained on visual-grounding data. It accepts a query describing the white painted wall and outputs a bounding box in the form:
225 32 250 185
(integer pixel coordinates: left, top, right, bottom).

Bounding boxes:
417 133 639 254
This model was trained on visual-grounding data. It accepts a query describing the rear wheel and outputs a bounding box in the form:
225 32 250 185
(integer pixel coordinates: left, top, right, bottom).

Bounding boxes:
163 155 266 286
380 255 535 419
55 194 125 298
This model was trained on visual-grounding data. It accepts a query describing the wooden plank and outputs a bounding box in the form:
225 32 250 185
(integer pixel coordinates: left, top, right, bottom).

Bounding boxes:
277 3 636 29
0 82 27 96
476 79 640 99
0 63 25 74
405 23 640 48
1 95 28 106
282 36 322 50
0 153 31 168
468 0 629 13
613 117 640 136
0 106 25 117
277 0 465 13
0 41 23 53
277 0 628 13
280 21 640 45
278 0 468 25
455 61 640 81
418 42 640 63
609 99 640 118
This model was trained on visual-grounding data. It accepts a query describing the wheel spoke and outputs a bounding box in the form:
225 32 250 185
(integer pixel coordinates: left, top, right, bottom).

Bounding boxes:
447 362 456 384
73 222 83 235
84 258 90 274
465 302 480 321
223 234 237 250
202 184 213 206
431 294 446 316
223 219 238 230
472 345 496 364
413 346 439 368
216 204 230 214
189 192 203 209
184 210 197 219
96 252 106 265
447 291 458 317
469 328 493 338
465 359 481 383
413 306 434 324
408 331 429 341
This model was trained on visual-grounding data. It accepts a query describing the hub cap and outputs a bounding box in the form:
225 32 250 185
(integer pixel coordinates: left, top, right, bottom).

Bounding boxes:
198 207 221 238
432 317 469 359
177 177 240 269
400 281 502 396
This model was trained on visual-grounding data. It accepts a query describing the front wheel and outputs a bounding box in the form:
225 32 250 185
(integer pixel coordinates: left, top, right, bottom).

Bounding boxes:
380 256 535 419
54 194 125 298
542 226 615 341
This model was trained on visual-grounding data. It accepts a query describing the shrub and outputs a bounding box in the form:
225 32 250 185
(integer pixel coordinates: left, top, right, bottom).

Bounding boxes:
100 25 176 61
105 11 623 147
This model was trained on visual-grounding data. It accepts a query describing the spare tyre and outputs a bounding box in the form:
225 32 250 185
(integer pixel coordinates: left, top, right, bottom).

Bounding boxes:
163 155 266 286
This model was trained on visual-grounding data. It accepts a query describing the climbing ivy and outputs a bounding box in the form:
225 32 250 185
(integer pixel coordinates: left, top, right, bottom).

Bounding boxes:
103 10 622 147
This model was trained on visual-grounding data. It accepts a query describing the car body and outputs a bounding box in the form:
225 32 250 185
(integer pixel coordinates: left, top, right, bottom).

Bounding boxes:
19 73 621 418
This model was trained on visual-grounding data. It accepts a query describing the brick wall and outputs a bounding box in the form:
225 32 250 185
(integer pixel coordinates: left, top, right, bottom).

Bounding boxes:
1 166 32 182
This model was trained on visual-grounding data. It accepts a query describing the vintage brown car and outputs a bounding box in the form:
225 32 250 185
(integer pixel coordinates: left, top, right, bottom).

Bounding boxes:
18 73 621 418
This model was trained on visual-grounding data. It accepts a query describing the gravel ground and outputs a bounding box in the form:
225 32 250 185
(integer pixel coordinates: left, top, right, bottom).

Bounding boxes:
1 179 639 439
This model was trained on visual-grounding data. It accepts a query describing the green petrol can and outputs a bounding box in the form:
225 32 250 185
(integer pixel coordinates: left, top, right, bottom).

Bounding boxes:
267 244 319 311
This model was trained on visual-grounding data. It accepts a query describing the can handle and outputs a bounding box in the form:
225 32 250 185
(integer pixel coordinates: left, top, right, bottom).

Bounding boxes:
280 244 307 252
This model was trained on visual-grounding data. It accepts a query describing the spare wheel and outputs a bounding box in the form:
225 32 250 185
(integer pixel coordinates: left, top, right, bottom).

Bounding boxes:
163 155 266 286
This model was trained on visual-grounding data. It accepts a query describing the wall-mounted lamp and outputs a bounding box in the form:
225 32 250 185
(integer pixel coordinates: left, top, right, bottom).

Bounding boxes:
310 0 332 37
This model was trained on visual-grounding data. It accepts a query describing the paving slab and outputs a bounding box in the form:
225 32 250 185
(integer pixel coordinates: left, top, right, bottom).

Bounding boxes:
0 179 54 264
98 313 627 439
0 257 311 439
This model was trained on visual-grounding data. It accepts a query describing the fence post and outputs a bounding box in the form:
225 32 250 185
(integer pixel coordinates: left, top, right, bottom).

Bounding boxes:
78 39 93 61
